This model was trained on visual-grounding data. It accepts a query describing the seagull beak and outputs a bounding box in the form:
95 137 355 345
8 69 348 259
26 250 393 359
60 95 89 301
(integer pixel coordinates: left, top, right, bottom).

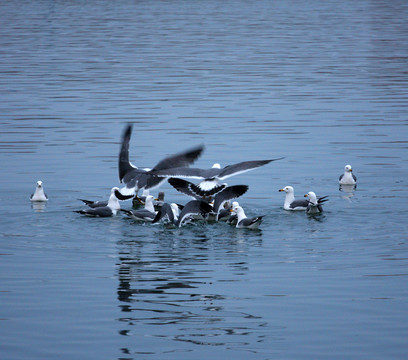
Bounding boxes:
278 189 284 192
304 194 308 197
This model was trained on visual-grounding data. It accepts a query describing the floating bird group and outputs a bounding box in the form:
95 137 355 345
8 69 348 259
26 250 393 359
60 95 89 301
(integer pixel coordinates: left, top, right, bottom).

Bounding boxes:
31 123 358 229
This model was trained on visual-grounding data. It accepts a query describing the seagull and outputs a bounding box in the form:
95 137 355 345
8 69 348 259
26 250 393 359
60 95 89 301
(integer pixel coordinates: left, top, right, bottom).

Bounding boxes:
211 185 248 221
152 202 181 225
153 200 212 227
339 165 357 185
119 124 204 195
175 200 213 227
230 204 264 229
30 181 48 202
168 173 227 200
226 201 240 225
304 192 329 215
279 186 309 211
150 157 283 197
121 195 158 222
75 187 133 217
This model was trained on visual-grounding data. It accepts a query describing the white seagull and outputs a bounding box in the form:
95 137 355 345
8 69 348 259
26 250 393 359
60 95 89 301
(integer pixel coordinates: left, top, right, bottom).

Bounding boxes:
75 187 133 217
279 186 309 211
30 181 48 202
304 192 329 215
121 195 158 222
339 165 357 185
231 204 264 229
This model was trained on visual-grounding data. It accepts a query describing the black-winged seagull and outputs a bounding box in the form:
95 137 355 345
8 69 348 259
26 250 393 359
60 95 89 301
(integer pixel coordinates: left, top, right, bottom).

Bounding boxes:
279 186 309 211
153 200 212 227
304 192 329 215
121 195 158 222
339 165 357 185
230 204 264 229
152 202 181 225
75 187 133 217
211 185 248 221
150 157 283 197
30 181 48 202
119 124 204 195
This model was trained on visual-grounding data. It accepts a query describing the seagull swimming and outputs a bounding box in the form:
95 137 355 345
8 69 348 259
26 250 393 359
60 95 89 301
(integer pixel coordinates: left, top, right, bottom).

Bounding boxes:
339 165 357 185
75 187 133 217
152 202 181 225
304 192 329 215
121 195 158 222
153 200 212 227
231 204 264 229
30 181 48 202
119 124 204 195
150 157 283 197
279 186 309 211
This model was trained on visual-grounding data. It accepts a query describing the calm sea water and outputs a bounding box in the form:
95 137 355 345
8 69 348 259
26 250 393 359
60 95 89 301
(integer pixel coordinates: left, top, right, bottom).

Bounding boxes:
1 1 408 359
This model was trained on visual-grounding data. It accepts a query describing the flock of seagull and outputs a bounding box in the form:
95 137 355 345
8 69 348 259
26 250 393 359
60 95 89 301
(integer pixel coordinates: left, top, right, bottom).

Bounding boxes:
30 124 357 229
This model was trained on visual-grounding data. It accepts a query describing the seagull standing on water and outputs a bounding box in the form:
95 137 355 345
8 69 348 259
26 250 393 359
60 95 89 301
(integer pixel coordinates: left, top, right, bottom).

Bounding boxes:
153 200 212 227
75 187 133 217
30 181 48 202
278 186 308 211
231 204 264 229
339 165 357 185
118 124 204 196
121 195 158 222
304 191 329 215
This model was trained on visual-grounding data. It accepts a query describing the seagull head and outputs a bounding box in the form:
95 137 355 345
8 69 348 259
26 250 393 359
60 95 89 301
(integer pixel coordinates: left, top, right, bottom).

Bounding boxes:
279 186 294 193
304 191 317 204
345 165 352 172
36 180 43 188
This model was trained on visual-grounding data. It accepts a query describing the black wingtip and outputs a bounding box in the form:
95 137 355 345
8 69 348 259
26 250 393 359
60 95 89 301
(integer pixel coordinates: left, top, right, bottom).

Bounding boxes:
115 189 134 201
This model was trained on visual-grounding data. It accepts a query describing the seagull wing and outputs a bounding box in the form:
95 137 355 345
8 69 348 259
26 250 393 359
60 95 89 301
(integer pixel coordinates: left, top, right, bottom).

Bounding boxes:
213 185 248 219
152 203 175 224
151 144 205 171
175 200 213 227
218 158 284 180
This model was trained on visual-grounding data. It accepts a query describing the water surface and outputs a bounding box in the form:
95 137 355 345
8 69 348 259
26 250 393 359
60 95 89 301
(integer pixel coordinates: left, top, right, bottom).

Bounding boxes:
1 1 408 359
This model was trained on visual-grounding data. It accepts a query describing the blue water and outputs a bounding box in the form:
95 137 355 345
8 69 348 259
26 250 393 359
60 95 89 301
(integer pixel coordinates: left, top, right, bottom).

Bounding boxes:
1 1 408 359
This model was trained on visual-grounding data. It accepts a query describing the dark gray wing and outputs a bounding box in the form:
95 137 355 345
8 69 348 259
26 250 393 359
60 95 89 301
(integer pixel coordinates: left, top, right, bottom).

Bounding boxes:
75 207 113 217
118 124 135 183
213 185 248 219
218 159 284 180
152 145 204 171
79 199 108 208
114 189 134 201
145 144 204 189
175 200 213 227
122 208 156 221
339 174 344 182
289 199 309 210
238 216 264 227
168 178 201 199
152 203 175 224
352 174 357 182
317 196 329 204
